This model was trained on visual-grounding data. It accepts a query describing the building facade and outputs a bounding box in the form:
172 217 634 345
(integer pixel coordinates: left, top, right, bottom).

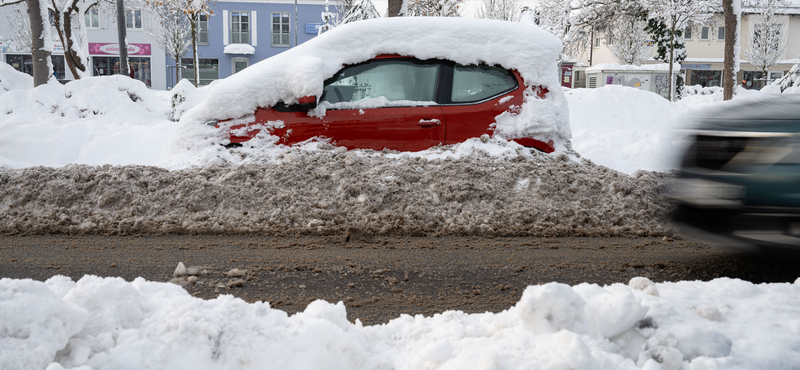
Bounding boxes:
0 0 329 89
576 4 800 91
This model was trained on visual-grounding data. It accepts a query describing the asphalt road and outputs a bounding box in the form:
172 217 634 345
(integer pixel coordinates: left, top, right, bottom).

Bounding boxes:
1 235 798 325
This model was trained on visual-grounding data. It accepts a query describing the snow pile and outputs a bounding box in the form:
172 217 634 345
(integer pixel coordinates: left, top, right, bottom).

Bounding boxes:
168 79 212 121
0 76 175 168
2 275 799 370
180 17 570 145
0 145 674 236
223 44 256 55
682 85 723 96
0 61 32 98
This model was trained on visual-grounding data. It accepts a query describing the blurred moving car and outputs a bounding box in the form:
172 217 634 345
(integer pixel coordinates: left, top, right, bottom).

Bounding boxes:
671 95 800 254
227 55 553 152
190 17 569 154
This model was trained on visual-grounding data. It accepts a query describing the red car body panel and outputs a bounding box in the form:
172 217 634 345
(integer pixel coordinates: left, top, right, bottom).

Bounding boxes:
225 56 555 153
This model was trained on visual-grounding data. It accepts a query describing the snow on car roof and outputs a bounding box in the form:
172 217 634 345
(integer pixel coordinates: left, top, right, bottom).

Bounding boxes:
181 17 570 141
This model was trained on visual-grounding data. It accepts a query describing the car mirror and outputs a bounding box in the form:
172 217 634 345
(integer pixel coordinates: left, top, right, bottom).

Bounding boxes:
297 96 317 111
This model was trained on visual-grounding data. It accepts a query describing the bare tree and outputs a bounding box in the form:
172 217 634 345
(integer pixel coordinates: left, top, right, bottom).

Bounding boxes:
147 0 213 86
606 15 651 65
477 0 522 21
28 0 53 86
144 0 191 83
6 2 32 49
342 0 379 23
47 0 115 79
405 0 463 17
743 0 788 81
644 0 718 101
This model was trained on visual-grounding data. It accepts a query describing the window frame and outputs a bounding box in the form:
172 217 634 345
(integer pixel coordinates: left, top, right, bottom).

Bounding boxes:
231 57 249 74
197 13 209 45
271 12 291 47
85 8 100 28
230 11 250 44
700 26 710 41
125 9 143 29
684 26 692 40
717 26 725 41
594 37 601 48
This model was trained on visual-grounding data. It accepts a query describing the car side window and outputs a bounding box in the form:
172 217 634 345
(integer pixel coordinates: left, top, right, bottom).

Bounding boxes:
451 64 517 103
321 59 440 105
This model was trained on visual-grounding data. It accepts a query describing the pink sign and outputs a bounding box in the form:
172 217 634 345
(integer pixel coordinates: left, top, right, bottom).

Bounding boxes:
89 43 151 56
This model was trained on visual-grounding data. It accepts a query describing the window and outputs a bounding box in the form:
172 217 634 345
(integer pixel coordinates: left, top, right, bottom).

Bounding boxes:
271 12 290 47
126 9 142 29
181 58 219 86
230 11 249 44
198 14 209 44
451 64 517 103
684 27 692 40
232 57 249 74
85 8 99 28
701 26 709 40
5 54 65 79
769 71 783 82
594 37 600 48
718 26 725 40
321 59 440 104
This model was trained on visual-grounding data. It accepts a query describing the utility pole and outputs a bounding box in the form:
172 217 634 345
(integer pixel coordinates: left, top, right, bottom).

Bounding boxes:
116 0 129 76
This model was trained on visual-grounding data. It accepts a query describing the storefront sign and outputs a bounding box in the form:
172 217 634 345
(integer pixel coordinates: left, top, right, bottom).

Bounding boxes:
305 23 322 34
89 43 151 56
682 64 711 70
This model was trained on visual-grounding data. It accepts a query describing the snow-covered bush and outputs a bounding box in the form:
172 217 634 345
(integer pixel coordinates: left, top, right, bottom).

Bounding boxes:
682 85 723 97
762 63 800 94
169 78 210 121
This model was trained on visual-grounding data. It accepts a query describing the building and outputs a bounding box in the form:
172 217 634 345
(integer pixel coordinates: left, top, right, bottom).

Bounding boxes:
574 2 800 90
0 0 329 89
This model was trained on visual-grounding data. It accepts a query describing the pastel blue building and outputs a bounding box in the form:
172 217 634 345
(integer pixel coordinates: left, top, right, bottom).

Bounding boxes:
170 0 331 87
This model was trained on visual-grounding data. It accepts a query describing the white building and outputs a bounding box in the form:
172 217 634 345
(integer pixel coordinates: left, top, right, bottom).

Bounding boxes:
574 1 800 91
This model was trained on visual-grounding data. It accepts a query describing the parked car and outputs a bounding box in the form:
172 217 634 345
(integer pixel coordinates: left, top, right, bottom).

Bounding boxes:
192 17 569 154
225 55 553 152
671 95 800 254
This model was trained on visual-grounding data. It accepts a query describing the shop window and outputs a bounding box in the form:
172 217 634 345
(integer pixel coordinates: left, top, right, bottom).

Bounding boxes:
769 71 783 83
231 11 250 44
130 57 151 86
701 26 709 40
742 71 769 90
232 57 249 74
718 26 725 40
198 14 209 44
5 54 65 79
272 12 290 47
181 58 219 86
126 9 142 29
690 70 721 87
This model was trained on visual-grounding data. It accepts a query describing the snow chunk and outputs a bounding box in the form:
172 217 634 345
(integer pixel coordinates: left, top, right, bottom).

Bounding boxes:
223 44 255 55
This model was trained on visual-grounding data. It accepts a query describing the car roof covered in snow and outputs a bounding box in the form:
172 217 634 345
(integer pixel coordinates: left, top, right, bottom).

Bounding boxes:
181 17 567 139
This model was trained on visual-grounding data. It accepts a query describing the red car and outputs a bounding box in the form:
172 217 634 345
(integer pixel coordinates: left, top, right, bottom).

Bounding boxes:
223 54 554 153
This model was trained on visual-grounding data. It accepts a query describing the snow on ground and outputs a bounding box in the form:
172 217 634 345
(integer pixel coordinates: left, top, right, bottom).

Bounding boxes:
2 275 799 370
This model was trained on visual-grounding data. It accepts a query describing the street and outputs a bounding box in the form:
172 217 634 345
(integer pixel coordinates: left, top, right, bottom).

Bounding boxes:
2 234 797 325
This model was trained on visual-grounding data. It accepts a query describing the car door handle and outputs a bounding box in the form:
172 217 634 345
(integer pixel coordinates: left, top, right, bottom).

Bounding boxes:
418 119 441 127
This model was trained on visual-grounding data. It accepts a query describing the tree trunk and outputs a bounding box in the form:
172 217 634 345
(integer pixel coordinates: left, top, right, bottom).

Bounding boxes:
388 0 402 16
190 14 199 87
723 0 736 101
60 11 87 78
116 0 129 76
668 19 675 102
27 0 50 87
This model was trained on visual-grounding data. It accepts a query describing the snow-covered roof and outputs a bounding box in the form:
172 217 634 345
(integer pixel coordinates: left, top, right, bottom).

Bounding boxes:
223 44 256 55
181 17 569 141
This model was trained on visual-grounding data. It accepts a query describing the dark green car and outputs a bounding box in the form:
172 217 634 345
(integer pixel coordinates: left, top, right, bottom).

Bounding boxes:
672 95 800 254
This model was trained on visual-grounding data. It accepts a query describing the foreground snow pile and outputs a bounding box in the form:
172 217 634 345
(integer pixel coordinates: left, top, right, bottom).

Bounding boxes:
2 276 798 370
0 61 32 98
179 17 570 144
0 146 673 236
0 76 174 168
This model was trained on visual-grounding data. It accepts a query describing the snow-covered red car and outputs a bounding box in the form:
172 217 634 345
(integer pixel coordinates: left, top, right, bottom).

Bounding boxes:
185 17 571 153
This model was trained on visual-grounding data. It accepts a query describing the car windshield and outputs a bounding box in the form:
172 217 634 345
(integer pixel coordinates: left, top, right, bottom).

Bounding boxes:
321 59 440 104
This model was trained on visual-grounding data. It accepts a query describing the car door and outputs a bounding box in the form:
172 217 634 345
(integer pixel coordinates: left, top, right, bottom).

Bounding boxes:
437 62 524 144
288 57 446 152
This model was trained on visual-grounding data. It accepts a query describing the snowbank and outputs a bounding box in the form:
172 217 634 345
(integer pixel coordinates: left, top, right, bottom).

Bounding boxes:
0 145 674 236
179 17 570 146
2 275 799 370
585 63 678 72
0 76 174 168
0 61 32 98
